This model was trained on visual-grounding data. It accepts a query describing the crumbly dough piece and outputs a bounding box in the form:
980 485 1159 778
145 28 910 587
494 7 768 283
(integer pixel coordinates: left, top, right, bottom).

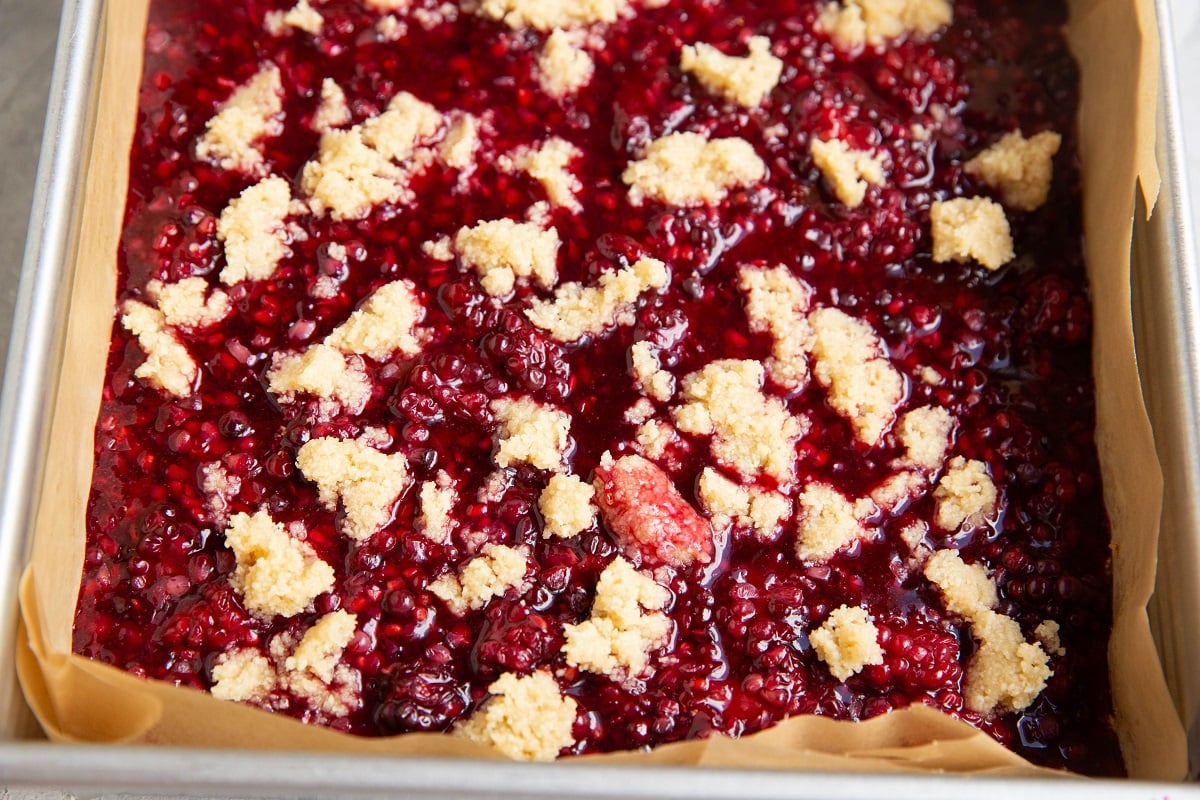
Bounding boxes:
930 197 1014 271
623 132 766 207
810 137 886 208
965 130 1062 212
680 36 783 108
429 543 530 614
457 671 577 761
810 605 884 681
817 0 953 50
195 64 284 175
296 436 411 541
225 510 335 619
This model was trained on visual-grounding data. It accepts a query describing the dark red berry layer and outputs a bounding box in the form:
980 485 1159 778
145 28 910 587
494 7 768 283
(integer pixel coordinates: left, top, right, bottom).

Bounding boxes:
74 0 1121 775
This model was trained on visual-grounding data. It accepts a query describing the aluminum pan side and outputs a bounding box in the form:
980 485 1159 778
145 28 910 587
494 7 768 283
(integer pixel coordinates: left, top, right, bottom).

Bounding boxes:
0 0 105 744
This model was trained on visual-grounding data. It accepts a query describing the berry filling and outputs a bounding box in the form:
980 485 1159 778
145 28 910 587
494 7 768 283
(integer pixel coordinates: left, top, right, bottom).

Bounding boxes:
74 0 1121 775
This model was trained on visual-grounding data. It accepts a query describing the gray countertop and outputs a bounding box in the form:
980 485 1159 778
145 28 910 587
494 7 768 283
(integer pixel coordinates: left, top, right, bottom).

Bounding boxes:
1 0 1199 797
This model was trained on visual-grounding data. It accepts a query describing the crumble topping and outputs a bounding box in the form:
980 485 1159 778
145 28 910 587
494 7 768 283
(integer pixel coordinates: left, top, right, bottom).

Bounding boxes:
634 419 676 461
674 359 803 483
469 0 627 31
538 473 597 538
266 343 373 415
795 483 870 562
429 543 530 614
817 0 953 50
440 113 482 170
622 132 766 207
810 605 884 681
457 671 577 761
501 138 584 211
965 610 1051 716
146 278 231 330
455 219 561 296
965 130 1062 212
210 649 277 702
491 397 572 470
217 176 292 285
312 78 352 132
810 137 887 208
200 462 241 526
923 549 997 618
869 469 925 513
679 36 783 108
285 610 357 683
301 92 442 220
737 264 815 391
629 341 674 402
325 280 428 360
897 406 954 470
119 301 198 399
417 471 457 543
562 557 671 678
1035 620 1066 657
295 436 412 541
933 456 997 531
265 0 324 35
195 64 284 175
697 467 790 541
538 30 595 98
526 257 668 342
224 509 335 619
808 307 904 446
930 197 1015 271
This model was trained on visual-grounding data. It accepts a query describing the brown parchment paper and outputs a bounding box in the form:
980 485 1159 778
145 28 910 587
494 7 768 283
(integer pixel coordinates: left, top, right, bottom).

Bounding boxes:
13 0 1187 780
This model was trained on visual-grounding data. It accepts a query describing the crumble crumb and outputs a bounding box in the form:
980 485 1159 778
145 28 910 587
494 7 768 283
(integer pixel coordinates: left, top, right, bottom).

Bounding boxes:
295 436 411 541
457 670 577 761
417 471 457 543
455 219 560 296
502 137 583 211
697 467 790 540
923 549 997 618
120 300 198 398
965 609 1051 715
538 29 595 98
680 36 783 108
810 137 887 208
1035 619 1066 657
325 280 427 360
808 306 904 446
965 130 1062 212
491 397 572 471
817 0 953 50
538 473 597 538
634 419 676 461
365 0 411 11
422 236 455 261
898 405 954 470
217 176 292 285
147 277 231 330
795 483 869 561
265 0 324 35
738 265 815 390
622 132 766 207
470 0 627 31
200 462 241 526
301 92 442 220
312 78 352 133
269 628 363 717
266 343 372 415
224 509 335 619
629 341 674 402
899 521 928 553
933 456 997 531
624 397 656 425
440 113 481 169
809 605 884 681
930 197 1014 271
211 649 277 702
526 257 668 342
561 556 671 678
868 469 925 512
285 610 357 683
195 64 284 175
429 543 530 614
674 359 803 483
375 13 407 40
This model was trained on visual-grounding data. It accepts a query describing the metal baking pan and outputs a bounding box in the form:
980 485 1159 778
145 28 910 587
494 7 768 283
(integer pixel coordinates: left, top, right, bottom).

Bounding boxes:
1 0 1198 795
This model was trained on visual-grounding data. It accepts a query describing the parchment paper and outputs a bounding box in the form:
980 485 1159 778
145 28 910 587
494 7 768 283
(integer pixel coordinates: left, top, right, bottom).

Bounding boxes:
13 0 1188 780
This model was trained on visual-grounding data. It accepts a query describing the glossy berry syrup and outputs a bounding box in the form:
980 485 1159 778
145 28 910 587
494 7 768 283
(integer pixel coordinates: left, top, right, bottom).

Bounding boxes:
74 0 1123 775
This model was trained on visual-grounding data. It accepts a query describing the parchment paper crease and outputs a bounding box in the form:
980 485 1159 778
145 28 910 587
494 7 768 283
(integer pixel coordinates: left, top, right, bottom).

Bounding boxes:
14 0 1187 780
